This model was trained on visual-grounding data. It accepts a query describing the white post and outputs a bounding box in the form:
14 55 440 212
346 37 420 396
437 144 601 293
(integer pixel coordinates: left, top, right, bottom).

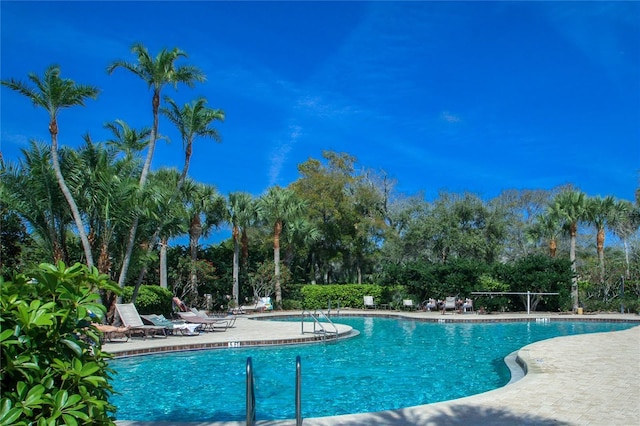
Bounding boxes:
527 291 531 315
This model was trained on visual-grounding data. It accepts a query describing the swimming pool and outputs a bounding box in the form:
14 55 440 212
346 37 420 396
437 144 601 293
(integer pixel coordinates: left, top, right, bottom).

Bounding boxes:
110 318 635 422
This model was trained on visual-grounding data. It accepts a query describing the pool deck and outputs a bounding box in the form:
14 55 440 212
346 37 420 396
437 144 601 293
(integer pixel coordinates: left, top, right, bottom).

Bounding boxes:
113 310 640 426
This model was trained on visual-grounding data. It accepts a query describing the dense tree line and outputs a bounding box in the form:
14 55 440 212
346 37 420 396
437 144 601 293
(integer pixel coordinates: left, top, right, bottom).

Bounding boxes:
2 43 639 313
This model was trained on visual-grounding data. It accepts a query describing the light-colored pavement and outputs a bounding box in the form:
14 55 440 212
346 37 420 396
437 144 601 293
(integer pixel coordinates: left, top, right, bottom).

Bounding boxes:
113 311 640 426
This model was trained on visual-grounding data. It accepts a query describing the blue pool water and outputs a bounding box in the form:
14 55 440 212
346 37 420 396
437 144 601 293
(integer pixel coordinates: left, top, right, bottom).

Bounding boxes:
110 318 635 422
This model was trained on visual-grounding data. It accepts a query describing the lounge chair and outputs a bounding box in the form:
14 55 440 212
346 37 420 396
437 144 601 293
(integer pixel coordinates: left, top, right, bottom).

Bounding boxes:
115 303 168 339
141 314 201 335
441 297 457 314
364 296 377 310
190 308 237 327
402 299 417 311
463 298 474 313
94 324 131 342
177 311 230 332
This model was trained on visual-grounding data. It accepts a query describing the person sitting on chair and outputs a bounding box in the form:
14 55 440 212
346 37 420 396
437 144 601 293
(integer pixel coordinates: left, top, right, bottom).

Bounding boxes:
425 298 437 311
463 298 473 312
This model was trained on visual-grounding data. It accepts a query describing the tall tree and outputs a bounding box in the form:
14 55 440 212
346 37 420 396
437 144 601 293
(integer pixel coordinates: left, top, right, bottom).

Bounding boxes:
609 199 640 278
226 192 255 305
527 213 563 257
183 182 225 294
161 96 224 193
550 190 588 311
256 186 304 308
107 42 204 289
132 97 224 292
1 141 70 262
2 65 99 267
585 195 616 283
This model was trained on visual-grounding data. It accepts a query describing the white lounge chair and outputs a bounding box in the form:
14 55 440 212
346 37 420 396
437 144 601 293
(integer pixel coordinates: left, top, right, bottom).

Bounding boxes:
115 303 168 339
364 296 377 309
402 299 417 311
441 297 457 314
140 314 201 335
177 311 230 332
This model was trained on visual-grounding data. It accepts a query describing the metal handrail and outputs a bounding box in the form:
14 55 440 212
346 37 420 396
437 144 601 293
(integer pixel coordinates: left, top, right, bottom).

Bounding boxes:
327 300 341 318
246 357 256 426
301 309 338 339
295 355 302 426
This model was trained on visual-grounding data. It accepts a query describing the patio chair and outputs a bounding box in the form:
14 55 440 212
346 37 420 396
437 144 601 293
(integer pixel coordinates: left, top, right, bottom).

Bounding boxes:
364 296 377 310
177 311 230 332
94 324 131 342
441 297 457 314
114 303 168 339
402 299 417 311
190 308 237 327
141 314 201 335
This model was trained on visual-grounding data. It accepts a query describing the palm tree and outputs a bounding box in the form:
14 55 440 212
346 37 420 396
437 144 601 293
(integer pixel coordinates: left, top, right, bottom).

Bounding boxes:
526 213 563 257
226 192 255 305
550 190 588 311
585 195 616 283
609 200 640 279
256 187 304 308
130 97 224 290
107 42 205 289
183 182 225 293
104 119 151 167
2 65 99 267
1 141 71 262
161 97 224 193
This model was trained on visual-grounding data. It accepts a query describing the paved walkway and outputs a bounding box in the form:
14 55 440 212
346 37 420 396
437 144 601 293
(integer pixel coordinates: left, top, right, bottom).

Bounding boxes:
113 311 640 426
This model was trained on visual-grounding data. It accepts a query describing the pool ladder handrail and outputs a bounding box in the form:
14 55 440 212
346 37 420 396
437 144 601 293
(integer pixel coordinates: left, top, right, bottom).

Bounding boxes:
246 357 256 426
301 309 339 340
295 355 302 426
327 300 341 317
246 356 303 426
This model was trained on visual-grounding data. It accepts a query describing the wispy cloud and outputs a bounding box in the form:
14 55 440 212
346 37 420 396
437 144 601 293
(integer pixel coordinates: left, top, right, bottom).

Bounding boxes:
267 124 302 189
440 111 461 123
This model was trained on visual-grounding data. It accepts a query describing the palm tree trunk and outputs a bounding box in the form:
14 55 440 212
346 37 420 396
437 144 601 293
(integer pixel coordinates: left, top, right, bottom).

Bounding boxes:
232 225 240 305
189 213 201 294
570 223 578 311
623 239 630 279
116 90 160 292
50 121 94 268
597 228 605 283
549 238 557 257
274 220 282 308
159 238 168 288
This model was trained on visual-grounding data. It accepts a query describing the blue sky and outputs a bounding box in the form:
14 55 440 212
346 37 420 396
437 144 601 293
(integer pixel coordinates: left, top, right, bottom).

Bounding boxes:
2 1 639 206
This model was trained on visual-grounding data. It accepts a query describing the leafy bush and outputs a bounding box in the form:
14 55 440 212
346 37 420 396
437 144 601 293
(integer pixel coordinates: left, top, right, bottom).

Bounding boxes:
121 285 173 316
0 262 120 425
301 284 383 309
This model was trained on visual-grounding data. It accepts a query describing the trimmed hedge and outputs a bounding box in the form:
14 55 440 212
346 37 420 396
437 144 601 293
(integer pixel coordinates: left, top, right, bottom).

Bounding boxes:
300 284 383 309
121 285 173 317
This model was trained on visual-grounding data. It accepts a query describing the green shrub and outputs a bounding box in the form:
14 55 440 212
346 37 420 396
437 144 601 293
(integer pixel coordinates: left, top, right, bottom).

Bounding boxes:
301 284 383 309
0 262 120 425
121 285 173 316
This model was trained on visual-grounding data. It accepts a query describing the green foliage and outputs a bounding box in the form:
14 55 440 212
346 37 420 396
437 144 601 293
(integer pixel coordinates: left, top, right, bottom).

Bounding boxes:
121 285 173 316
0 262 120 425
301 284 382 309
